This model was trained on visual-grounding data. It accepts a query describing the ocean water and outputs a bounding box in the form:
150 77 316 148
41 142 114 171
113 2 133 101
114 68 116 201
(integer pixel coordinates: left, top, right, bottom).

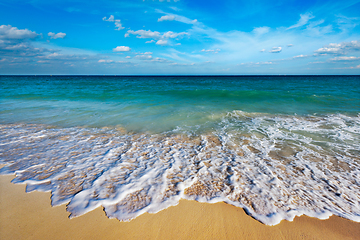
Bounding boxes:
0 75 359 225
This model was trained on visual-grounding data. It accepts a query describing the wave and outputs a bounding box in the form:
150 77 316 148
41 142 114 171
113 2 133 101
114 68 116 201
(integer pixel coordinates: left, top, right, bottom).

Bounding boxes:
0 112 359 225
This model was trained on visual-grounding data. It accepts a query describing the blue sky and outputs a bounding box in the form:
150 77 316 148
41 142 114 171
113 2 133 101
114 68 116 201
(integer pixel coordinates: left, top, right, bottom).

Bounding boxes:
0 0 360 74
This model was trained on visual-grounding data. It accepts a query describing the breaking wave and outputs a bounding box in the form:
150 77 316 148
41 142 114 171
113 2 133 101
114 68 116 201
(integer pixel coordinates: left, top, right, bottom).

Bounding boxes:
1 111 359 225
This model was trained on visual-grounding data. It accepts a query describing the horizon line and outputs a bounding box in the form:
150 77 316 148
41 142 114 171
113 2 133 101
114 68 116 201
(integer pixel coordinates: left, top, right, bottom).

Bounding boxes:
1 74 360 77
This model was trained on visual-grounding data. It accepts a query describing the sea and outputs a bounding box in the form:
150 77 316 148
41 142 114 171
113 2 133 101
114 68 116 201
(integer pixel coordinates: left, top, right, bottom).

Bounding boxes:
0 75 359 225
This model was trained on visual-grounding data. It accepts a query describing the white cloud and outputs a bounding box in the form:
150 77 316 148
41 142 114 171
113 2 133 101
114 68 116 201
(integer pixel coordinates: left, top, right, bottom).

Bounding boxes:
48 32 66 39
127 30 161 39
102 15 124 30
315 43 342 54
156 39 168 46
125 56 131 59
239 61 275 66
162 31 188 38
98 59 114 63
287 44 293 47
260 49 266 52
330 56 360 61
201 49 220 53
135 54 152 60
0 37 55 59
126 30 186 40
145 40 155 43
269 47 282 53
114 21 124 31
158 15 175 22
3 42 28 50
144 52 153 55
41 52 62 58
293 54 308 58
113 46 131 52
339 40 360 50
0 25 38 39
287 13 315 30
103 15 114 22
315 40 360 55
155 10 198 25
253 26 270 35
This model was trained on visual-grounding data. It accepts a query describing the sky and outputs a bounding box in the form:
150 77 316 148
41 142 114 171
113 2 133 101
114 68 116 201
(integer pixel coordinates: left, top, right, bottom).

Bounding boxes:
0 0 360 75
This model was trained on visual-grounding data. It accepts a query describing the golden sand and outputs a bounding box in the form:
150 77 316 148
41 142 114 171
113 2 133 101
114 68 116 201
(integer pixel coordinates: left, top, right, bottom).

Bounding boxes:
0 174 359 240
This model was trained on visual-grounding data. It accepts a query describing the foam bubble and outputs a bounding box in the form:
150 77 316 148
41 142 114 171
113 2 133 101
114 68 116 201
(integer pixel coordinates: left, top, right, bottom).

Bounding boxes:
0 112 360 225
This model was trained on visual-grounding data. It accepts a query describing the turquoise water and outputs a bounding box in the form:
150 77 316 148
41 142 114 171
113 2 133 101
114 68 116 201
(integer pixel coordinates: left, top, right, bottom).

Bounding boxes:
1 76 359 132
0 75 360 225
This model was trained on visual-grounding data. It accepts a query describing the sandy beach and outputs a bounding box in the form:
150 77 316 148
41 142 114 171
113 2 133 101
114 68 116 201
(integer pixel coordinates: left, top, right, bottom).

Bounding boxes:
2 0 360 236
1 174 359 240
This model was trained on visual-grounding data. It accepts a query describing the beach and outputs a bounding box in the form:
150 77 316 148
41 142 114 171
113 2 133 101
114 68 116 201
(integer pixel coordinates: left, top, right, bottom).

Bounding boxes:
1 174 359 240
2 0 360 235
1 76 360 238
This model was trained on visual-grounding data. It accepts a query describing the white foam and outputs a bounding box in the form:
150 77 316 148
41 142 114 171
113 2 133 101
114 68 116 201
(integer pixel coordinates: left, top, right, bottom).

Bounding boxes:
0 112 360 225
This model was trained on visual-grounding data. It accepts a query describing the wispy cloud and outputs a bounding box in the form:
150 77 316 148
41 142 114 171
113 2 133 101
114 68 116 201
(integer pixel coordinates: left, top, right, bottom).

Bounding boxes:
336 15 359 32
330 56 360 61
287 13 314 30
158 15 175 22
293 54 309 59
238 61 276 66
201 49 220 53
156 10 198 25
253 26 270 35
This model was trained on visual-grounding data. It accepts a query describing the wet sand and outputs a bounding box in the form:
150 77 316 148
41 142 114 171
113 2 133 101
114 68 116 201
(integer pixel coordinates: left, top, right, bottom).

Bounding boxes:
0 174 359 240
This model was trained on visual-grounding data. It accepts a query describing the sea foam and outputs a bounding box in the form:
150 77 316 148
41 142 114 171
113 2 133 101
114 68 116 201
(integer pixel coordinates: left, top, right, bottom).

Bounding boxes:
0 112 359 225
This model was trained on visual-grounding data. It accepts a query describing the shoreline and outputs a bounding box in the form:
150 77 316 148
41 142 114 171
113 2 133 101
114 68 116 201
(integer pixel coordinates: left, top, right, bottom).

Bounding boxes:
1 174 359 239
